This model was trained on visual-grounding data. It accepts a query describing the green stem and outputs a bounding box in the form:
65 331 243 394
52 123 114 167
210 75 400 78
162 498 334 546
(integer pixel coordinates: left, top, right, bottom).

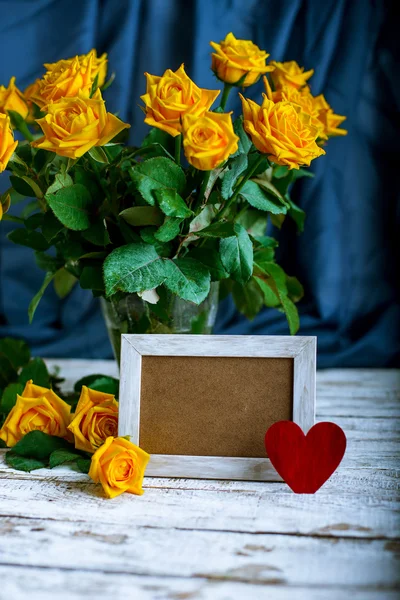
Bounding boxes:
17 122 34 142
174 134 182 165
219 155 264 220
195 170 211 210
219 84 233 111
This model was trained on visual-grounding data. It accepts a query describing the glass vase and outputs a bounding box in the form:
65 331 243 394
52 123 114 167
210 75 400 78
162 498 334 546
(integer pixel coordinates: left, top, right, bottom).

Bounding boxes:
100 282 220 363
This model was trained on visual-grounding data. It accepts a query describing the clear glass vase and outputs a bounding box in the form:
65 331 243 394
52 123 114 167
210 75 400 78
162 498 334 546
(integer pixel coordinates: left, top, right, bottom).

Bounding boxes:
100 283 220 363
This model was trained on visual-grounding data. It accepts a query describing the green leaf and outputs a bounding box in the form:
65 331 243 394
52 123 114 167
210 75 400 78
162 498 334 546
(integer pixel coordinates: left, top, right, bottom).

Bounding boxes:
142 127 173 149
188 248 228 281
286 275 304 303
0 382 24 414
12 431 72 461
25 213 44 230
36 251 61 273
49 449 83 469
41 211 64 243
8 228 50 251
129 157 186 206
9 175 43 198
239 181 287 214
254 276 280 307
196 222 236 238
6 453 47 472
28 271 56 323
88 146 109 163
19 358 50 388
140 227 172 257
233 116 252 155
0 338 30 371
252 235 279 249
74 374 119 396
253 246 276 269
221 154 248 200
46 184 93 231
232 279 264 320
47 170 73 195
280 294 300 335
76 457 91 473
219 223 253 285
81 220 111 246
164 257 211 304
155 188 193 218
188 205 217 234
287 196 306 232
103 243 167 297
33 149 53 173
53 268 77 298
74 167 102 199
80 265 105 291
237 209 268 237
119 206 164 227
154 217 183 242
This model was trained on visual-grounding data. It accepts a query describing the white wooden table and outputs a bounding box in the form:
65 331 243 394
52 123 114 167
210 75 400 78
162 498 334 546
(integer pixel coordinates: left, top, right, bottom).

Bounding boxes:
0 361 399 600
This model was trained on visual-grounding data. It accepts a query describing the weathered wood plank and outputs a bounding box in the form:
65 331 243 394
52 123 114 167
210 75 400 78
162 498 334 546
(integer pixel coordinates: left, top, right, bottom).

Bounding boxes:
1 566 398 600
0 470 398 540
0 516 398 589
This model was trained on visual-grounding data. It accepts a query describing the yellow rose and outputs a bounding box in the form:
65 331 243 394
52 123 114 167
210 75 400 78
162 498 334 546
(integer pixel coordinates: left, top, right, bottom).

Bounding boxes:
44 49 108 88
140 64 220 137
32 54 95 109
270 60 314 90
0 379 71 447
0 77 29 119
210 32 274 87
89 436 150 499
32 89 130 159
264 77 326 140
240 93 325 169
182 111 239 171
68 386 119 453
312 94 347 139
0 114 17 174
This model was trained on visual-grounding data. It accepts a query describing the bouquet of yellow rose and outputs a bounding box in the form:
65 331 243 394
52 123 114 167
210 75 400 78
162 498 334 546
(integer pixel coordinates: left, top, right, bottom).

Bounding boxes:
0 335 147 499
0 35 347 340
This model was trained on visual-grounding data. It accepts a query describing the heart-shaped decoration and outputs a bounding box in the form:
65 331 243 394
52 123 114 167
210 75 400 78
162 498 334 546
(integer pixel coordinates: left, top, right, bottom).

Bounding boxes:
265 421 346 493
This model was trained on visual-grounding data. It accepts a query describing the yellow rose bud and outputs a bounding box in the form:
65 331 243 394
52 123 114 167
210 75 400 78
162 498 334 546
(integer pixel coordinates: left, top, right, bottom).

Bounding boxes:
182 111 239 171
0 114 17 173
32 53 95 109
44 49 108 89
240 93 325 170
312 94 347 139
270 60 314 90
0 379 71 447
89 436 150 499
210 32 274 87
140 64 220 137
68 386 119 453
0 77 29 120
32 89 130 159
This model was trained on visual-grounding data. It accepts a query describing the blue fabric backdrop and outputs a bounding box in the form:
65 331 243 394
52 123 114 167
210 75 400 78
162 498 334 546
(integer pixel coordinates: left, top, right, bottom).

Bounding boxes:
0 0 398 367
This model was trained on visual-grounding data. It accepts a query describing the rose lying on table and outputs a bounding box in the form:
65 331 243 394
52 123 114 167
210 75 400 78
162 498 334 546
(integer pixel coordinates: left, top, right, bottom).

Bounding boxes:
0 380 150 499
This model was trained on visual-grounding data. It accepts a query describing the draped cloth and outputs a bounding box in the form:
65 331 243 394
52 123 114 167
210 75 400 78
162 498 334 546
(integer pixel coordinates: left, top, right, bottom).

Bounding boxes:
0 0 398 366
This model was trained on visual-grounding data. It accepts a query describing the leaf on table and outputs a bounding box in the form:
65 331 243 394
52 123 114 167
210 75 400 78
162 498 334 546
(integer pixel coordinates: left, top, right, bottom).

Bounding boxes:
6 452 47 472
11 431 73 461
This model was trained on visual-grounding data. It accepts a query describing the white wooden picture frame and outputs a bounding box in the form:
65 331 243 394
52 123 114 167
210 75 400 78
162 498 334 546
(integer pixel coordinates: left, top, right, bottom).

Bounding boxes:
119 335 316 481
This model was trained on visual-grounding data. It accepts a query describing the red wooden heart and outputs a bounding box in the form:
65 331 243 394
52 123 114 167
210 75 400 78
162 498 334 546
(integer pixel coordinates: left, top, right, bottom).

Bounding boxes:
265 421 346 493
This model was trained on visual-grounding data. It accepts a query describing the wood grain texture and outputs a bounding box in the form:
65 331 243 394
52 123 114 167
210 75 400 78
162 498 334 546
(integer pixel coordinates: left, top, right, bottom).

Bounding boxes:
2 361 394 600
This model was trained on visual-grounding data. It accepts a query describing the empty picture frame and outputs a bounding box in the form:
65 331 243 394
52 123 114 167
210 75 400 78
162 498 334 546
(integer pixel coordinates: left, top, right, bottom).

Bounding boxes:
118 334 316 481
